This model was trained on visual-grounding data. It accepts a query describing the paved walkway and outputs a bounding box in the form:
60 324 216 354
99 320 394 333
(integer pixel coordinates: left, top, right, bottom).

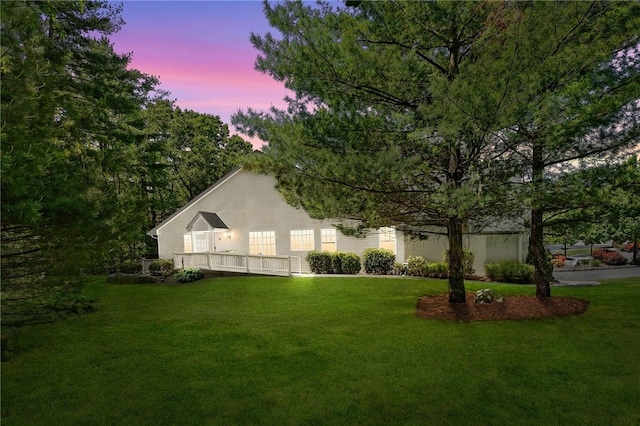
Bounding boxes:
553 266 640 286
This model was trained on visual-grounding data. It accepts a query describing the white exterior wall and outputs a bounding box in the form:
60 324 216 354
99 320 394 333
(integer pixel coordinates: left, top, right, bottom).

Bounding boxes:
403 232 528 276
154 170 404 273
153 168 523 275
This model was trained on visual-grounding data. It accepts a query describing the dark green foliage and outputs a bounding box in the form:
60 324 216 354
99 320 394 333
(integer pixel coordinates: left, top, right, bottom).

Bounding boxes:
106 274 158 284
363 248 395 275
235 0 639 301
173 268 204 284
0 0 157 323
406 256 449 279
306 251 361 274
334 252 361 275
306 251 334 274
117 261 142 274
485 260 535 284
149 260 175 277
0 1 251 324
0 280 96 327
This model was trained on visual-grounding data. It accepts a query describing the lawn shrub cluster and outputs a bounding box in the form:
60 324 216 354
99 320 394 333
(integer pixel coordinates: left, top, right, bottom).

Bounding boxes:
592 250 627 266
149 260 175 277
306 251 361 274
393 262 408 275
406 256 449 278
117 260 142 274
363 248 395 275
332 252 361 274
173 268 204 283
484 260 534 283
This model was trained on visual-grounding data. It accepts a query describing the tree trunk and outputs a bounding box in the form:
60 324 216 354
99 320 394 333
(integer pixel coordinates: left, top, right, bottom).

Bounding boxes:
447 216 466 303
531 208 551 297
530 138 551 298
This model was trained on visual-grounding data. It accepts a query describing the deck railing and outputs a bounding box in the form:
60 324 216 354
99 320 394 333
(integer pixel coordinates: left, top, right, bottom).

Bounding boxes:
173 252 302 276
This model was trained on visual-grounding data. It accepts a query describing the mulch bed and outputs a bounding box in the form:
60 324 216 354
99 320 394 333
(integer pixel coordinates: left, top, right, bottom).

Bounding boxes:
416 292 589 321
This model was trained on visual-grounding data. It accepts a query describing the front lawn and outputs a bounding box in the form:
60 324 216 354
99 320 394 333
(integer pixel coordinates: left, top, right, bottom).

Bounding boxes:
2 276 639 425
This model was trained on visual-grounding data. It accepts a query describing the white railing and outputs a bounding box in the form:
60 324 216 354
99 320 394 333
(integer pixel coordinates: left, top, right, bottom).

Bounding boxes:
173 252 302 276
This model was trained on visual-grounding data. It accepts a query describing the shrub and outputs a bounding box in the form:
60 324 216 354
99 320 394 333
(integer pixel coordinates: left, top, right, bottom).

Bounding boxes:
601 251 627 266
484 260 534 284
591 259 602 267
443 248 475 275
428 262 449 279
173 268 204 283
393 262 408 276
592 249 608 260
338 252 362 274
363 248 395 275
118 260 142 274
149 260 174 277
551 254 565 267
331 252 343 274
306 251 334 274
406 256 450 278
407 256 429 276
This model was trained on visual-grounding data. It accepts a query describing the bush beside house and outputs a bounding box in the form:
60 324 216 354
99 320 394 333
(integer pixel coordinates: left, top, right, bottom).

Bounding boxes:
306 251 362 274
149 260 175 277
363 248 395 275
173 268 205 283
484 260 534 284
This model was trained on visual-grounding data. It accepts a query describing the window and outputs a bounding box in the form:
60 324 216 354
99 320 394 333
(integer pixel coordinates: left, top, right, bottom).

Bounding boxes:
193 231 209 252
249 231 276 255
183 234 193 253
183 231 210 253
321 228 337 252
291 229 315 251
379 227 396 254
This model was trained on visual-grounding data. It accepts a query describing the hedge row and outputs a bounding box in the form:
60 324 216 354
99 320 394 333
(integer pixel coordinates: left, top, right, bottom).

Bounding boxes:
363 248 395 275
484 260 534 283
306 251 362 274
406 256 449 278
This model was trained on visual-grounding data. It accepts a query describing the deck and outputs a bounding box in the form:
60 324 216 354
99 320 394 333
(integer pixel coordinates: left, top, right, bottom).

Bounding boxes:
173 252 302 276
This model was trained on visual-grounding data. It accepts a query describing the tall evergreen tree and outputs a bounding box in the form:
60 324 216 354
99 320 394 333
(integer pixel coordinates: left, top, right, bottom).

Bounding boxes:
235 0 639 299
234 1 527 302
1 1 158 323
484 1 640 296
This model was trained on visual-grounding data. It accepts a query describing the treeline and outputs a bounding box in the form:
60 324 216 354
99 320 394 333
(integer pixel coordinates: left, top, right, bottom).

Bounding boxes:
1 1 251 322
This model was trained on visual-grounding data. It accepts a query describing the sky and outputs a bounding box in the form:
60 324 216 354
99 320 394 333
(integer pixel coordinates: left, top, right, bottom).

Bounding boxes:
108 1 290 150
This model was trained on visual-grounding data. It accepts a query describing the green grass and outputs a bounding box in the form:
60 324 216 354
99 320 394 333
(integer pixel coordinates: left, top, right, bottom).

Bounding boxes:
2 276 639 425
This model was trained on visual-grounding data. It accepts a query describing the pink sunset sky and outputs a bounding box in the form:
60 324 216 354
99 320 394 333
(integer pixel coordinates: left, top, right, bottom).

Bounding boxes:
109 1 290 150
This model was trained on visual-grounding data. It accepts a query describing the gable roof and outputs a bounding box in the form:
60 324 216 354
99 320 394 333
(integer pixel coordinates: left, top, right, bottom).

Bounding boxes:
186 212 229 231
148 167 243 236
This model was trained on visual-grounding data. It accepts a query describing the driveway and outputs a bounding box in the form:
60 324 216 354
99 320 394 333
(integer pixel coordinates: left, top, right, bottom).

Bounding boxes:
553 266 640 285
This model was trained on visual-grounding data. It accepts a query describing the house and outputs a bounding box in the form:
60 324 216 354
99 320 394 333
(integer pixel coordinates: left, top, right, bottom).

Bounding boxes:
148 167 528 275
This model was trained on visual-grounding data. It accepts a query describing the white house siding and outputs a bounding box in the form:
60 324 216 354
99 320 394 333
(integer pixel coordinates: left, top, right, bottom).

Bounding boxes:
154 170 408 273
404 234 450 263
152 169 525 276
402 232 528 276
